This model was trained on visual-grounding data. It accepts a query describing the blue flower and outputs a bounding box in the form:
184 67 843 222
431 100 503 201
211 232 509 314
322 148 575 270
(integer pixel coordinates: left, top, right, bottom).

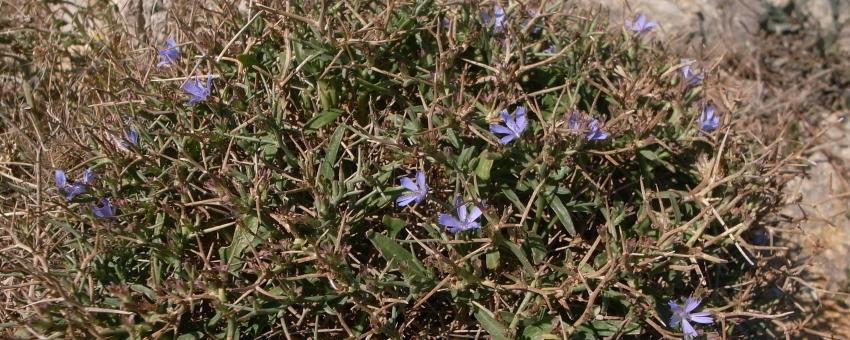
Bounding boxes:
543 45 556 54
681 59 704 87
182 76 212 105
698 104 720 132
438 197 482 233
626 14 657 34
397 170 428 207
91 198 116 218
489 106 528 144
669 297 714 338
55 168 94 200
586 119 610 141
156 37 180 67
481 5 506 33
567 110 582 130
568 111 609 141
114 128 139 151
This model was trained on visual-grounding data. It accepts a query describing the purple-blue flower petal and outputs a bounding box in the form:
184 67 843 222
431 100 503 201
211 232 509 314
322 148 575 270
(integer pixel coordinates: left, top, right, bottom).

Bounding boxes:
55 169 67 188
568 111 581 130
627 14 656 34
126 128 139 146
463 221 481 231
157 37 180 67
498 135 517 145
64 183 87 200
92 198 116 218
439 213 462 228
493 5 505 31
416 171 427 192
397 194 419 207
669 314 682 328
500 110 517 132
182 77 212 105
80 168 95 185
682 63 705 87
586 120 610 141
467 206 482 223
699 105 720 132
490 124 513 135
400 177 418 192
681 319 698 337
457 202 468 222
514 106 528 132
689 312 714 324
684 297 701 313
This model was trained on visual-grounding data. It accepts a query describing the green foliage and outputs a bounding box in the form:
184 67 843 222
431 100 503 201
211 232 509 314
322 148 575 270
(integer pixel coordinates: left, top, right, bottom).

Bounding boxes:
0 1 794 339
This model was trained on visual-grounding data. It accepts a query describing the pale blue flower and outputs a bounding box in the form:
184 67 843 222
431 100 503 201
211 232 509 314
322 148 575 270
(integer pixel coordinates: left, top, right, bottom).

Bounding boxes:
489 106 528 144
157 37 180 67
91 198 116 218
626 14 657 34
567 110 582 130
397 170 428 207
115 128 139 150
438 197 482 233
698 104 720 132
568 111 609 141
669 297 714 338
681 59 704 87
127 128 139 146
182 76 212 105
586 119 610 141
481 5 506 33
55 168 94 200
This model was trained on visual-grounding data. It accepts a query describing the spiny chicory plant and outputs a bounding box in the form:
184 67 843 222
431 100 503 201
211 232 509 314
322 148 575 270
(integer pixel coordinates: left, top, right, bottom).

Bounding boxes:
9 2 791 339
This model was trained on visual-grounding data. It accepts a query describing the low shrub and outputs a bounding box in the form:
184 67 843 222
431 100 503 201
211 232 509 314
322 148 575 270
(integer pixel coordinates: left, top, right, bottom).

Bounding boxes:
0 1 794 338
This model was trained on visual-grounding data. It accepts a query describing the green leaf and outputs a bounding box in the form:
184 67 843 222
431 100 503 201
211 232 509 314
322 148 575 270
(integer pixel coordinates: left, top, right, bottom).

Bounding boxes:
475 151 494 180
494 233 534 275
474 304 509 340
575 320 641 338
370 233 430 285
237 53 260 68
226 215 260 271
305 109 343 130
176 332 204 340
485 250 500 270
502 189 525 212
458 146 476 170
320 125 345 181
550 195 577 236
521 315 555 340
382 215 407 238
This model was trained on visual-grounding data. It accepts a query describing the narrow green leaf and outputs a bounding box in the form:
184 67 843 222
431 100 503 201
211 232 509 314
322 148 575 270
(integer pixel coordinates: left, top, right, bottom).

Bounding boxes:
502 189 525 212
493 233 534 275
370 233 430 284
550 196 577 236
226 215 260 271
321 125 345 181
305 108 343 130
474 304 509 340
